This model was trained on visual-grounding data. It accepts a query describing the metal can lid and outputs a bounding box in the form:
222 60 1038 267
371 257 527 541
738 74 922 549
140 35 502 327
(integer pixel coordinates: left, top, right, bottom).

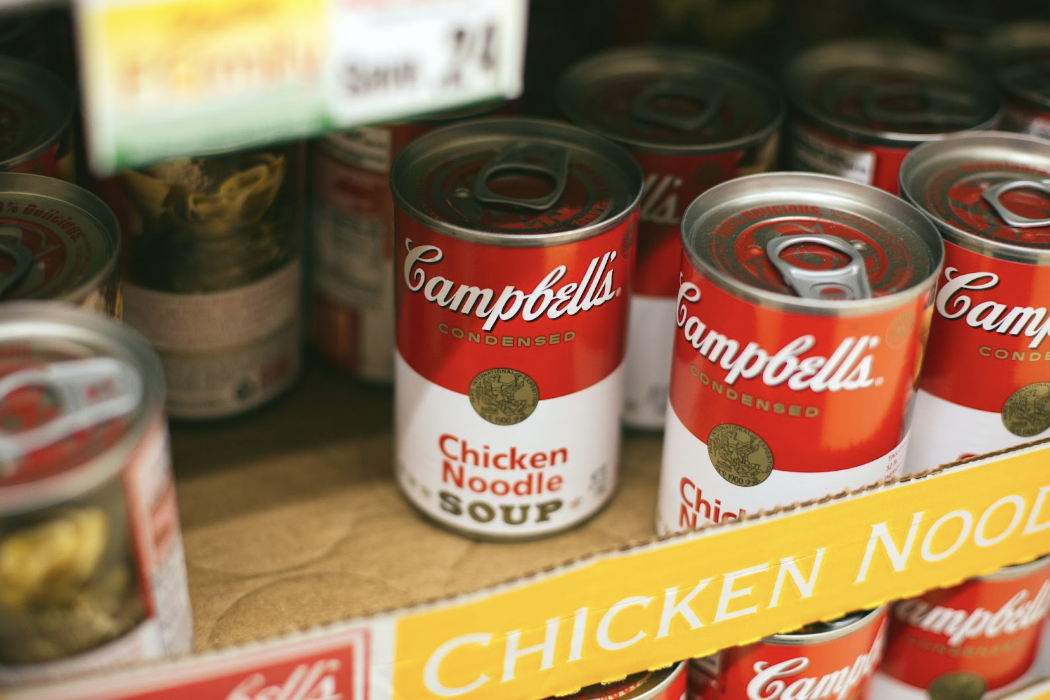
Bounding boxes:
553 662 684 700
885 0 1050 33
0 58 73 171
0 303 163 515
0 173 120 304
899 131 1050 262
681 173 943 313
555 47 784 154
769 606 886 646
389 117 643 246
982 22 1050 111
785 40 1001 143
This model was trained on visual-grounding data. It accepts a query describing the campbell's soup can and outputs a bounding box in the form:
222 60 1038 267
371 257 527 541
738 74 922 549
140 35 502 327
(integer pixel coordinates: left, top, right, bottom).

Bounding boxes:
899 132 1050 472
885 0 1050 57
312 101 508 382
872 558 1050 699
556 48 783 430
982 23 1050 140
390 118 642 540
785 40 1001 195
0 58 74 182
657 173 942 534
689 608 888 700
554 663 686 700
0 173 121 316
0 303 193 685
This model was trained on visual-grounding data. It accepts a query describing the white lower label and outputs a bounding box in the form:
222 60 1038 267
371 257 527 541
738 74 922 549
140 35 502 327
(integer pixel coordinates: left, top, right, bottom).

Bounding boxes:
395 352 621 539
123 260 301 419
903 389 1050 476
790 123 875 185
623 294 675 430
656 403 905 536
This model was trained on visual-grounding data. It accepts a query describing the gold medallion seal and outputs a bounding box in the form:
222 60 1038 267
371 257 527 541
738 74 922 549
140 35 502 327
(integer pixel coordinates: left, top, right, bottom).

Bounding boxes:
1002 382 1050 437
707 424 773 487
468 369 539 425
926 671 986 700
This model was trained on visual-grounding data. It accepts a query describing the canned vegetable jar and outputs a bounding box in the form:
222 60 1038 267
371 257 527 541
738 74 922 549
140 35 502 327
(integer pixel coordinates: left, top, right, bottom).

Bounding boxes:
785 40 1000 194
391 117 642 540
0 58 74 182
900 132 1050 472
657 173 942 535
556 47 783 430
0 303 192 686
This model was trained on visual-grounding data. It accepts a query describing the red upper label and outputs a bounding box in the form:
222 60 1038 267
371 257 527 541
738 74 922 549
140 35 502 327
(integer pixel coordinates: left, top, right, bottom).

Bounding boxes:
395 211 637 398
881 566 1050 691
920 240 1050 413
669 263 932 472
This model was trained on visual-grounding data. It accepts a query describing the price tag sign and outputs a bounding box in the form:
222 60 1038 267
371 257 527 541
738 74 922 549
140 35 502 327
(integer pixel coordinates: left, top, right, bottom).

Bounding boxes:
74 0 527 174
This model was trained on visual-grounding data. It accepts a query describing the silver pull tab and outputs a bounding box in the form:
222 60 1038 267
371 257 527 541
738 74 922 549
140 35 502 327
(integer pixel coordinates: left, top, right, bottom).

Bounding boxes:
472 144 569 211
630 78 727 132
0 358 143 473
0 235 33 298
982 180 1050 228
766 234 872 301
861 85 977 127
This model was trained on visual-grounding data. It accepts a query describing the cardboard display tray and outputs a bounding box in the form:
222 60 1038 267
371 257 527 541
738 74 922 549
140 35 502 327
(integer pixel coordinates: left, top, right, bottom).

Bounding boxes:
12 359 1050 700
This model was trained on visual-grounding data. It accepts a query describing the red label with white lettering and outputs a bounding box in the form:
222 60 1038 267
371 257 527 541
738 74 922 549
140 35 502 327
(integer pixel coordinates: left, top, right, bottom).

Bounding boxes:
696 610 887 700
880 564 1050 693
789 122 911 195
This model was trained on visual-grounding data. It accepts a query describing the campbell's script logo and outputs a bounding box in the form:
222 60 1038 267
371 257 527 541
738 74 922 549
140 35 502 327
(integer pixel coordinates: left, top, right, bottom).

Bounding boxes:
677 280 881 391
747 626 885 700
639 173 684 226
404 242 620 332
894 581 1050 648
937 268 1050 349
227 659 343 700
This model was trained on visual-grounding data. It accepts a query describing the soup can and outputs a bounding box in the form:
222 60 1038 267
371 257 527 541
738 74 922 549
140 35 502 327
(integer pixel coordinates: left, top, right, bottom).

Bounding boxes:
556 47 783 430
899 132 1050 471
785 40 1000 195
872 558 1050 699
0 302 192 686
0 173 120 316
0 58 75 182
690 607 888 700
390 117 642 540
557 662 686 700
982 22 1050 139
657 173 942 535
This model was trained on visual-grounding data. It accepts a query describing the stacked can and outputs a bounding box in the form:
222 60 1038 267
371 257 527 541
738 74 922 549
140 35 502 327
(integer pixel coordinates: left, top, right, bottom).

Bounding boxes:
872 558 1050 699
689 607 887 700
390 118 642 540
556 48 783 429
884 0 1050 56
311 102 506 382
0 58 75 182
108 146 301 420
553 663 685 700
982 23 1050 139
899 132 1050 472
0 173 120 316
784 40 1001 194
657 173 942 535
0 303 192 686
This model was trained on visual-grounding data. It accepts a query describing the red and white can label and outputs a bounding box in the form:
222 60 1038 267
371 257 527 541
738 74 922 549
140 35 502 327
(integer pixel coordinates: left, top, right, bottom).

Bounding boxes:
905 241 1050 472
626 148 770 429
657 262 928 534
690 611 888 700
394 214 636 538
790 123 910 195
873 565 1050 699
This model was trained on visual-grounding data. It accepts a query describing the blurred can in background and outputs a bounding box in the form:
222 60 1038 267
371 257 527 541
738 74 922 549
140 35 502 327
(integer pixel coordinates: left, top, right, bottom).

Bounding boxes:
982 23 1050 139
0 58 75 182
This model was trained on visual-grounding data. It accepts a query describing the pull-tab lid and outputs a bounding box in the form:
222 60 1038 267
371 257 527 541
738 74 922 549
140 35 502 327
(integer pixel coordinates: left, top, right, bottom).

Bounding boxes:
0 58 74 170
772 606 884 645
681 173 942 312
786 40 1000 141
899 132 1050 261
555 47 784 153
0 173 119 303
390 118 643 245
983 22 1050 111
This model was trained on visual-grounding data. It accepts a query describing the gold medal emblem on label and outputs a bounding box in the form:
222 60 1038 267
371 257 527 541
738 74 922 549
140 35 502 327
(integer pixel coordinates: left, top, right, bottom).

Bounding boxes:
1001 382 1050 437
468 369 539 426
926 671 986 700
707 424 773 487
